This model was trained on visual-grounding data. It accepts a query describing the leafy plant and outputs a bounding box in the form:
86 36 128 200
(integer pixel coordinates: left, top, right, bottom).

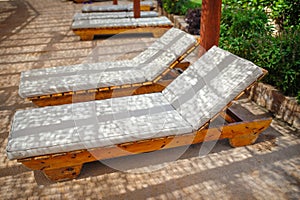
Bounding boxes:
219 8 273 59
262 26 300 97
162 0 201 15
182 0 300 99
222 0 300 31
220 6 300 99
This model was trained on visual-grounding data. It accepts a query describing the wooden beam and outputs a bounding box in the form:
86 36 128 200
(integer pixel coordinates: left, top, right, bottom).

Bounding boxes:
200 0 222 51
113 0 118 5
133 0 140 18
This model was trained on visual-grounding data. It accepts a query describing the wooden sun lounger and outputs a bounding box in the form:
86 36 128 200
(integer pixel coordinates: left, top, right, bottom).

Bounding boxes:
19 28 199 107
72 16 173 40
81 1 155 12
7 46 272 181
73 11 159 21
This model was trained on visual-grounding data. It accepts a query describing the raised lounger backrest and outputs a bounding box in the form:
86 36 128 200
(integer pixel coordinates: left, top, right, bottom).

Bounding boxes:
162 46 263 130
19 28 197 98
133 28 198 81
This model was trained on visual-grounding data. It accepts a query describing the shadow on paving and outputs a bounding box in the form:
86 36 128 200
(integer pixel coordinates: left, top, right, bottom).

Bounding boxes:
0 0 39 42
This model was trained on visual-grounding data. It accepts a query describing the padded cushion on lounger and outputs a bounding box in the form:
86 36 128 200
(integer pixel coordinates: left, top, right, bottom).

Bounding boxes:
19 61 145 98
8 47 264 160
162 46 263 130
73 11 159 21
71 16 172 29
7 93 193 159
19 28 197 98
136 28 197 80
82 1 154 13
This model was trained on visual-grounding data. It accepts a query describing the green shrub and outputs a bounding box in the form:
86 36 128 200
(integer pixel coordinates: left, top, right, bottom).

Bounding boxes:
163 0 201 15
223 0 300 30
220 7 300 99
259 27 300 97
220 8 273 59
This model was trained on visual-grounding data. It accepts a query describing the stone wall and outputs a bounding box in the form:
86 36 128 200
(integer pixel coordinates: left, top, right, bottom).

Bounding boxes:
248 82 299 130
157 6 189 32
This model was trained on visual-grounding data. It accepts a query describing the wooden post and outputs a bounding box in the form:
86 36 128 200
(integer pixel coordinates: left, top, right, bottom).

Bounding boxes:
113 0 118 5
200 0 222 51
133 0 141 18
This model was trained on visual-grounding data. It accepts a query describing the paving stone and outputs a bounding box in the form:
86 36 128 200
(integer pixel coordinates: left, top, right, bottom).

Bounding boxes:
0 0 299 199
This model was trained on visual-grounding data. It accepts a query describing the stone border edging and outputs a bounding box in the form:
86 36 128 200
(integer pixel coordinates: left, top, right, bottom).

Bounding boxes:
157 6 189 32
247 82 299 130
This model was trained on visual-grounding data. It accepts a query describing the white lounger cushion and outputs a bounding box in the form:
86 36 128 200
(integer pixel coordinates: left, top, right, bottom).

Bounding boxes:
162 46 263 130
19 61 144 97
71 16 172 29
8 46 263 160
82 1 154 13
7 93 192 159
73 11 159 21
19 28 197 98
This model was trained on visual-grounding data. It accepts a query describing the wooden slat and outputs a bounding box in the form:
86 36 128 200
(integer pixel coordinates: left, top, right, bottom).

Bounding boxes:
110 85 121 90
99 87 110 92
142 81 152 86
52 93 63 97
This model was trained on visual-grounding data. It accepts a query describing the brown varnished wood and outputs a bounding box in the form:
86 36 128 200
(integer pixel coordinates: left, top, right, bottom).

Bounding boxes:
19 70 270 181
17 56 270 181
133 0 140 18
200 0 222 51
43 164 83 182
19 117 272 181
139 4 152 11
73 26 173 41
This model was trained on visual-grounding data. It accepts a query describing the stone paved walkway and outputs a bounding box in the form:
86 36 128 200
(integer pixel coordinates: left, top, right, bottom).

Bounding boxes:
0 0 299 199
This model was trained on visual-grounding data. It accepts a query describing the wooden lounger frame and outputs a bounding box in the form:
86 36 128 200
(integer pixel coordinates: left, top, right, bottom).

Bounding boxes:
28 40 199 107
18 70 272 182
73 26 173 41
75 1 154 11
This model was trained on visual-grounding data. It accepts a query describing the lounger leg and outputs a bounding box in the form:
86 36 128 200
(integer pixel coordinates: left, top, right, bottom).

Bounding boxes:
80 34 94 41
229 132 259 147
42 164 83 181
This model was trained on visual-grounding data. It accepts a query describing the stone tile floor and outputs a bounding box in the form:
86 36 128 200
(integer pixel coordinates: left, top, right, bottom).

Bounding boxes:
0 0 299 199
